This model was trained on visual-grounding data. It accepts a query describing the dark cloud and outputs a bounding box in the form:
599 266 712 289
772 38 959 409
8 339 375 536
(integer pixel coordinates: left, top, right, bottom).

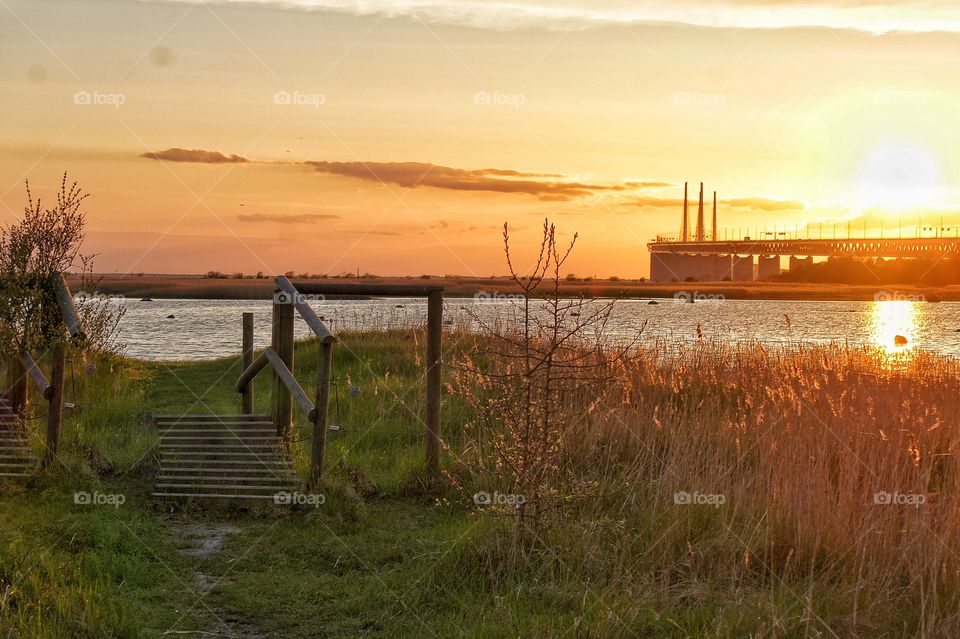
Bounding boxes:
304 161 627 201
237 213 342 224
141 148 249 163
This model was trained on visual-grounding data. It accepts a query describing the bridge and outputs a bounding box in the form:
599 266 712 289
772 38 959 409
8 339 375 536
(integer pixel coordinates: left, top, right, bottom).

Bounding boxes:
646 182 960 281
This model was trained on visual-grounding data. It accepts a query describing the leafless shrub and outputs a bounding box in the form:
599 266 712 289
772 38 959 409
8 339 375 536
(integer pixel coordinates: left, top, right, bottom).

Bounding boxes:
452 220 640 539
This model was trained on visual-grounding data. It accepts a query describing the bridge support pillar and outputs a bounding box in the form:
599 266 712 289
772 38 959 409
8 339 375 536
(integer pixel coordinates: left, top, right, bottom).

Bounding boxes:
651 253 754 282
730 256 754 281
757 256 780 281
650 253 681 282
789 256 813 273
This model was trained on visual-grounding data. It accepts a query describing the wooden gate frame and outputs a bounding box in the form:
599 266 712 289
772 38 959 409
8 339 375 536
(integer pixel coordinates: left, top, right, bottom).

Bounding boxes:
235 277 445 482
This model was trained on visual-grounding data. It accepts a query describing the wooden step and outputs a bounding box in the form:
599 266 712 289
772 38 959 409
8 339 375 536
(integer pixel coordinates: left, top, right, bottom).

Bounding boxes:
0 405 34 479
153 413 298 502
158 435 282 446
151 491 289 500
155 414 273 424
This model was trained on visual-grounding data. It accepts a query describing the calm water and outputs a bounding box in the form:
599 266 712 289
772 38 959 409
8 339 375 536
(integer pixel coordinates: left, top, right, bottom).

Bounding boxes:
104 297 960 361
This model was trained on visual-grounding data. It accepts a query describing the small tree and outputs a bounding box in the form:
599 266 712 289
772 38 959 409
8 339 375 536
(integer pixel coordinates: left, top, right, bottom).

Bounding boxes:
0 173 123 359
453 220 640 541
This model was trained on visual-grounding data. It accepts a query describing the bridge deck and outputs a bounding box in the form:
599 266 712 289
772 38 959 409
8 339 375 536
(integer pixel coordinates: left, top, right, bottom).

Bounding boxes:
648 237 960 259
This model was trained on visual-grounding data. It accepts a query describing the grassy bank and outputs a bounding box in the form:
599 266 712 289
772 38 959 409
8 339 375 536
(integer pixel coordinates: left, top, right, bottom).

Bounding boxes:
3 330 960 637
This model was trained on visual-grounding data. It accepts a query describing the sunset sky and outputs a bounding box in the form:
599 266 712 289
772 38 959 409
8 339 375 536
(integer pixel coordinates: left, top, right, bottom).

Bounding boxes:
4 0 960 277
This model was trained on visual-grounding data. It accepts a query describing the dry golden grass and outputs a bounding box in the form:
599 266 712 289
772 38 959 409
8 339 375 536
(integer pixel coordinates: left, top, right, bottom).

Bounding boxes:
572 343 960 633
453 340 960 634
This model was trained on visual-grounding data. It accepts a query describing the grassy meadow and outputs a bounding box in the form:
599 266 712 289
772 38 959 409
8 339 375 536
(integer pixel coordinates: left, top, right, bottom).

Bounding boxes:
2 329 960 637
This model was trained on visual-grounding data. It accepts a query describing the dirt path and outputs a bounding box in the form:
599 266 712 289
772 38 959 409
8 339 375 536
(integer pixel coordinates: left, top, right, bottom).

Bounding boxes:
164 522 269 639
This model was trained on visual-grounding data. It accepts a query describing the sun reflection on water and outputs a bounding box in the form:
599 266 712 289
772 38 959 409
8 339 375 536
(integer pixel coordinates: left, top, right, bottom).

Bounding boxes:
870 301 920 357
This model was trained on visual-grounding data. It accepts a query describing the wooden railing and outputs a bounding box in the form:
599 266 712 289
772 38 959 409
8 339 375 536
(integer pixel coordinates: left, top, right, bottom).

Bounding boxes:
235 276 335 488
234 276 446 484
4 271 83 464
284 279 445 476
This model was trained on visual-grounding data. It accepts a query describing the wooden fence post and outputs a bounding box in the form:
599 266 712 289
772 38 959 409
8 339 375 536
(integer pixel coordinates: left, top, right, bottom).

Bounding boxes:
8 351 28 417
271 296 295 439
44 344 65 465
310 340 333 488
241 312 254 414
425 291 443 475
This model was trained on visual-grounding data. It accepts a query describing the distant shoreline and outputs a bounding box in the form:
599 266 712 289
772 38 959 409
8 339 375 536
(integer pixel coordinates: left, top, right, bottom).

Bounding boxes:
70 274 960 302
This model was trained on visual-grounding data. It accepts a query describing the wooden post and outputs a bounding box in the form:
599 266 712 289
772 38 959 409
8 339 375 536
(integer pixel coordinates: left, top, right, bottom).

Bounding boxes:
271 297 295 439
241 312 254 414
44 344 65 465
8 353 28 416
310 340 333 488
425 291 443 475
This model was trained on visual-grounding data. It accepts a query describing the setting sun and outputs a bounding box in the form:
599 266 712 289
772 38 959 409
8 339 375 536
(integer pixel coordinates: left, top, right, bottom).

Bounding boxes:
857 144 942 212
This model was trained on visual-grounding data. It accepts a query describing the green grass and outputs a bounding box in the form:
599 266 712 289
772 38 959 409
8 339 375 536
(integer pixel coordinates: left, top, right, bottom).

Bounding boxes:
1 330 495 638
3 329 955 637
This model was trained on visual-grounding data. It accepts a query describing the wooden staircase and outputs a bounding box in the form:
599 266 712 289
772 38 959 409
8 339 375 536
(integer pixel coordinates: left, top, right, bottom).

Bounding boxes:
0 397 35 478
153 414 299 500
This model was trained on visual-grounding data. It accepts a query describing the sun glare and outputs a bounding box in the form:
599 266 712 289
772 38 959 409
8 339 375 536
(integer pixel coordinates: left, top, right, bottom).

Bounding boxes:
871 300 919 356
857 145 942 211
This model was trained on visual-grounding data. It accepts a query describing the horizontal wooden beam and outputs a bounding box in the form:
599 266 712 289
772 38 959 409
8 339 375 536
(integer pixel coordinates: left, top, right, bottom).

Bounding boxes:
264 347 317 422
274 276 335 344
289 282 445 297
51 272 86 341
235 349 270 393
234 346 317 421
20 352 52 400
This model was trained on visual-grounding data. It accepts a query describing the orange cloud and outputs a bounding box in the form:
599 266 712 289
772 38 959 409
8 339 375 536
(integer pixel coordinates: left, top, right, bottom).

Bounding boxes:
237 213 342 224
627 195 806 213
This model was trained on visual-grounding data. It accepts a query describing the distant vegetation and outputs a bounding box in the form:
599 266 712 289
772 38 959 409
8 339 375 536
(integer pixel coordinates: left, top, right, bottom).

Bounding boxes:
779 256 960 285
